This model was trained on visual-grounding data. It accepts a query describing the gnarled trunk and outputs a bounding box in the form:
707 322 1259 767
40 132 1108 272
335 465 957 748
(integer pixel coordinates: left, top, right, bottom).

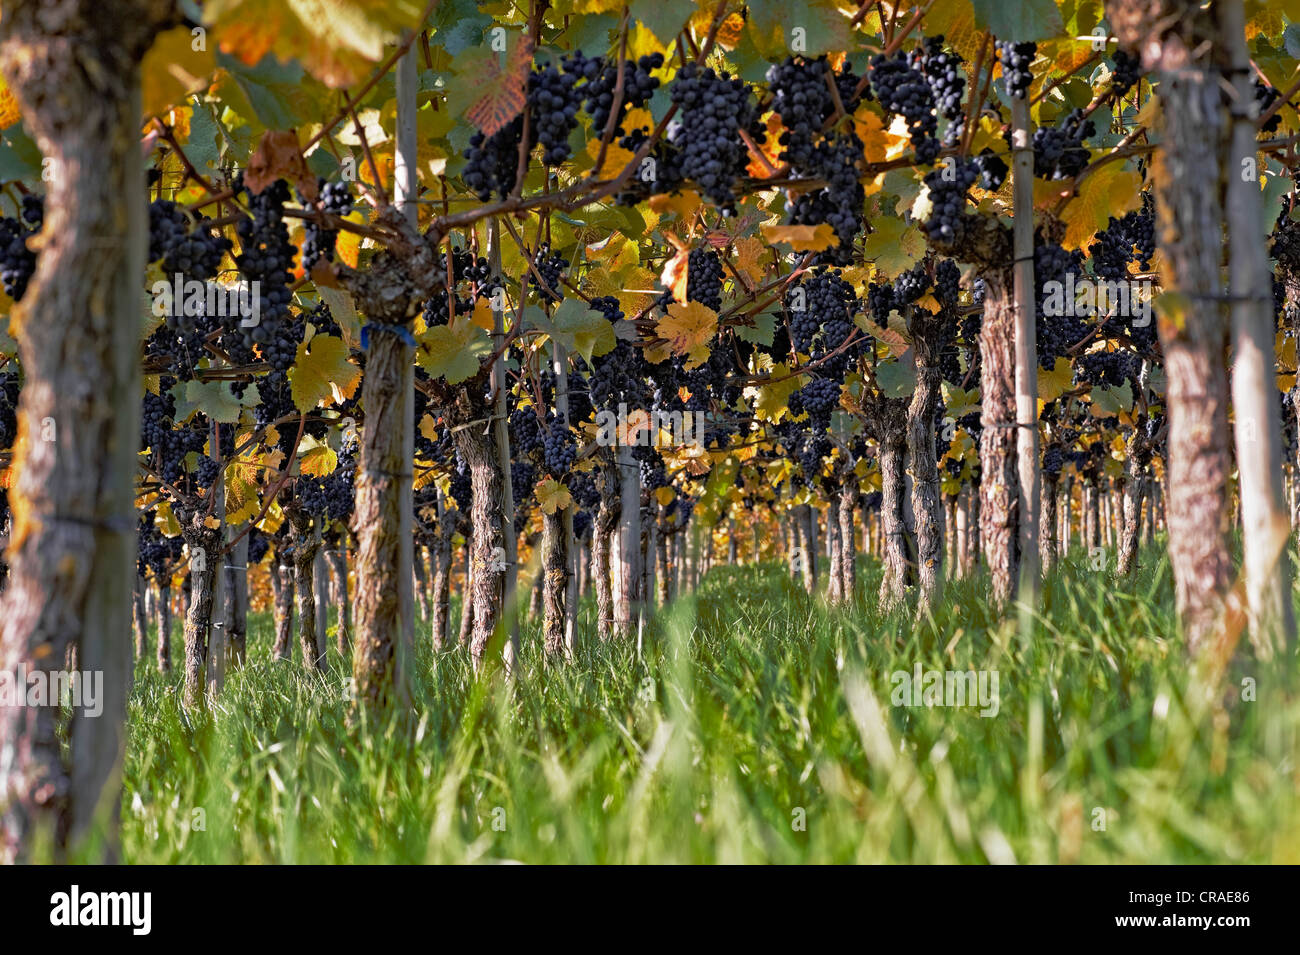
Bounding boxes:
272 560 294 661
0 0 170 863
878 432 910 609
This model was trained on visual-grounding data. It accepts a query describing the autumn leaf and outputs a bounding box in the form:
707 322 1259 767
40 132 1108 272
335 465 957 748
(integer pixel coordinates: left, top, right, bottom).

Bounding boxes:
142 26 216 119
246 129 317 200
855 105 911 164
536 476 572 514
660 235 691 303
298 442 337 478
745 365 802 422
761 222 837 252
207 0 429 90
862 218 926 277
0 77 20 128
1038 357 1073 403
1060 163 1142 250
653 300 718 368
417 320 491 384
289 334 361 411
464 32 535 138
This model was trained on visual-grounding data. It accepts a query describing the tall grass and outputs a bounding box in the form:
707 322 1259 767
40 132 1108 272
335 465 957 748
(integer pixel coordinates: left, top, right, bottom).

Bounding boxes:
118 544 1300 863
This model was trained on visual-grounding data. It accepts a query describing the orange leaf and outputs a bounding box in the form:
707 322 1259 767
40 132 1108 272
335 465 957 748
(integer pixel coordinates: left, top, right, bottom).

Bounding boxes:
246 129 317 200
466 33 535 138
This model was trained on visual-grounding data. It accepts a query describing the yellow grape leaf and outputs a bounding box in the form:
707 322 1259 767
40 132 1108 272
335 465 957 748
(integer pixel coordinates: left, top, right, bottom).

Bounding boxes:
745 366 802 422
654 485 678 508
616 265 658 318
914 293 941 315
585 131 636 179
470 296 495 332
761 222 837 252
298 442 338 478
854 105 910 164
207 0 429 90
733 236 767 289
924 0 982 66
417 320 491 384
659 238 691 303
1061 164 1142 250
224 461 262 526
654 300 718 368
1134 94 1161 130
1038 357 1073 403
289 334 361 411
552 299 617 364
941 382 980 420
536 476 572 514
0 77 20 128
141 26 216 120
647 189 702 224
747 112 785 177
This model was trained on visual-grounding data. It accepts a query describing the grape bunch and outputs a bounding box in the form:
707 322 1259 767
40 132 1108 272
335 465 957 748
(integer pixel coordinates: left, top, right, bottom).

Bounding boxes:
867 281 895 328
1091 199 1155 282
464 114 530 201
788 269 857 353
529 243 568 303
509 407 544 456
686 248 724 311
577 51 664 141
588 339 647 413
633 444 668 489
529 58 585 166
920 158 978 249
301 178 353 271
0 369 20 452
234 179 298 370
1031 109 1095 179
974 149 1008 190
788 130 866 262
871 51 939 163
541 413 576 476
0 198 41 300
791 376 841 431
667 63 764 211
1255 79 1282 135
1110 50 1142 99
767 56 837 170
1035 241 1089 364
918 36 966 122
934 259 961 307
997 41 1036 99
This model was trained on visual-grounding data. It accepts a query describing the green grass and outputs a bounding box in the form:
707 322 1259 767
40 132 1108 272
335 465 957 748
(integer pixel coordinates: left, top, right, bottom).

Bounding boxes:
118 543 1300 863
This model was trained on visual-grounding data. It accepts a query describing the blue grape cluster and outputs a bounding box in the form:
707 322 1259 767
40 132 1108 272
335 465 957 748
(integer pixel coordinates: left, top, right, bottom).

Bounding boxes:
997 41 1036 99
686 248 724 310
667 63 765 211
301 177 353 271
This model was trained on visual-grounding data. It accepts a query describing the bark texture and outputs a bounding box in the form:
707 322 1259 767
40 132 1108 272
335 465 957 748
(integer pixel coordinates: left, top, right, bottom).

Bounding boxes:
285 502 324 672
906 313 944 611
0 0 173 863
1111 1 1234 652
978 270 1020 607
